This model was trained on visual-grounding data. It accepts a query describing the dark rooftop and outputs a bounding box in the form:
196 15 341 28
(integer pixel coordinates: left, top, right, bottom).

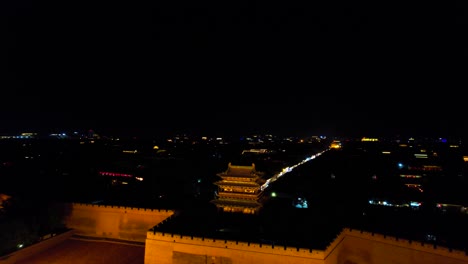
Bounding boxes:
152 196 343 250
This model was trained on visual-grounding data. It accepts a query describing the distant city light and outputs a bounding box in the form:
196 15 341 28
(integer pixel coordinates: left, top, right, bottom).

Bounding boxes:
99 171 133 177
260 149 328 191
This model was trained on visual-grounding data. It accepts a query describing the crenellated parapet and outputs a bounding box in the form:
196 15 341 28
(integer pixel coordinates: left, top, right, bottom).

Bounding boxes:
340 228 468 261
65 203 175 243
146 231 325 259
62 203 468 264
71 202 174 214
145 227 468 264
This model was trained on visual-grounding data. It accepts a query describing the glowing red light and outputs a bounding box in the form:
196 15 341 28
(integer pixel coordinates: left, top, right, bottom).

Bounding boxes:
99 171 133 177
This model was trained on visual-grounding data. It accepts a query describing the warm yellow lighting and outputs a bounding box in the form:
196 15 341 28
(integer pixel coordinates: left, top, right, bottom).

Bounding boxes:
330 140 341 149
330 143 341 149
361 137 379 142
0 193 12 209
153 145 159 150
20 132 37 136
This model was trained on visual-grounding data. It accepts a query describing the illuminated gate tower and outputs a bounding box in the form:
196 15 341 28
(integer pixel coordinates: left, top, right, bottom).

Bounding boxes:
211 162 267 214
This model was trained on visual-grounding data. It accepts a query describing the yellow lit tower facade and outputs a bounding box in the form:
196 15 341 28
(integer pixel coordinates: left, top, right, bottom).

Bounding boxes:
211 162 267 214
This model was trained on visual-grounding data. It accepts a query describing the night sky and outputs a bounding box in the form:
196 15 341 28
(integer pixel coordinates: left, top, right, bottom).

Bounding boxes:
1 1 467 138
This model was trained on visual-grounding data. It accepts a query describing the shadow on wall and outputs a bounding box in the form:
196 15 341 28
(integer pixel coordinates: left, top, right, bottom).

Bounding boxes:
64 203 174 242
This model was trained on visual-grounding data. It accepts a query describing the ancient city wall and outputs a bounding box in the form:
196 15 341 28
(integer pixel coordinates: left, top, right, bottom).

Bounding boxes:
324 228 468 264
145 230 325 264
65 203 174 242
60 203 468 264
144 228 468 264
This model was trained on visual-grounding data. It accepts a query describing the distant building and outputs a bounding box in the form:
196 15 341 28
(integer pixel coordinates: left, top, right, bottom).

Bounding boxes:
330 140 342 149
211 162 267 214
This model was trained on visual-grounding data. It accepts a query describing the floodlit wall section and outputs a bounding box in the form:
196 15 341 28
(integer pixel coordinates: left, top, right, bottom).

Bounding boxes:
325 229 468 264
65 203 174 242
145 231 325 264
145 228 468 264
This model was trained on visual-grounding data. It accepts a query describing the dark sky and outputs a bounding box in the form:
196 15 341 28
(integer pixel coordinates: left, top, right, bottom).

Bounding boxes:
1 1 467 138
